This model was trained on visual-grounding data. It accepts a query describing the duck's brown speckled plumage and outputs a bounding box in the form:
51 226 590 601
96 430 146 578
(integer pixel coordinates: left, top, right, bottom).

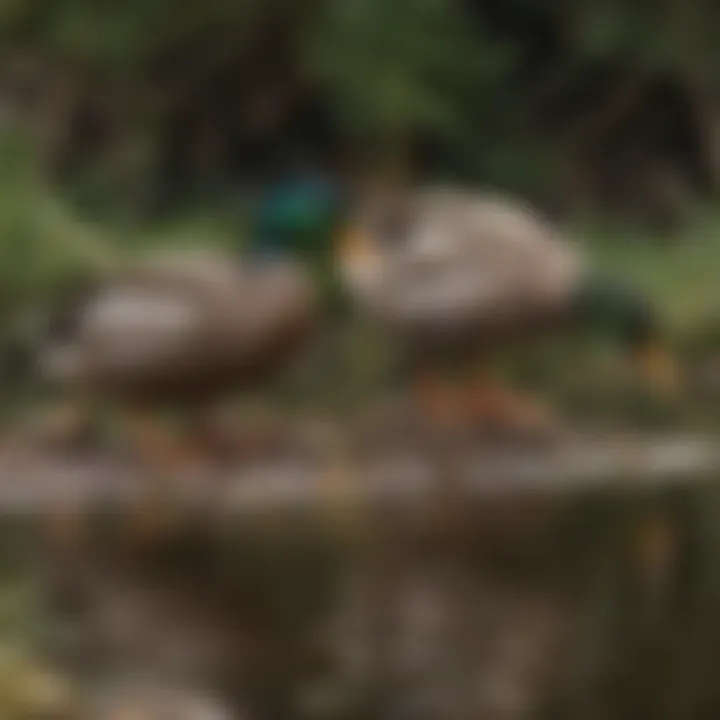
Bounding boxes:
334 186 601 436
42 249 318 406
341 187 585 361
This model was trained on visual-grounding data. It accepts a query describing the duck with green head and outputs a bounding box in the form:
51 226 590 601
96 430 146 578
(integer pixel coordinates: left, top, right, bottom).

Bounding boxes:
35 170 353 468
334 186 680 435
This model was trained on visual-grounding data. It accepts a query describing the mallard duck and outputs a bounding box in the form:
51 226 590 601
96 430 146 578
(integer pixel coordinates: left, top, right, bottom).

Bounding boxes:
335 186 679 435
38 248 317 465
34 171 351 470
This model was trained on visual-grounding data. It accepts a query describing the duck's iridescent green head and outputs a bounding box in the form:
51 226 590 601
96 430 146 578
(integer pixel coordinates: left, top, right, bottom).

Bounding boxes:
572 274 679 393
573 276 658 345
247 174 348 264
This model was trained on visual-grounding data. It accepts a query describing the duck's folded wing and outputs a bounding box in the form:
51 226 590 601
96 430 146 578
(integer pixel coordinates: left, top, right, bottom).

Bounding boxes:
366 193 584 330
224 260 318 349
79 287 206 373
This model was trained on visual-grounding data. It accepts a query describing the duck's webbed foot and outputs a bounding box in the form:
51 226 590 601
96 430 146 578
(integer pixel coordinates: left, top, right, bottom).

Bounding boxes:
124 407 192 474
411 370 465 432
180 405 300 465
466 369 563 444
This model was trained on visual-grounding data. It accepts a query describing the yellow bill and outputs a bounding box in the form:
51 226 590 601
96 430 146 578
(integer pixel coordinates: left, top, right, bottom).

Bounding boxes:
334 225 384 294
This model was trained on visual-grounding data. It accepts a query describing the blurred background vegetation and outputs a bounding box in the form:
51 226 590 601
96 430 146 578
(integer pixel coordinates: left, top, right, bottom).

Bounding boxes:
1 0 718 215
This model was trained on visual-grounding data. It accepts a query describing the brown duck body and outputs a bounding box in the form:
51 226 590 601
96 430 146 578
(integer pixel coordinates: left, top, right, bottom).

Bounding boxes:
42 249 318 407
342 187 585 365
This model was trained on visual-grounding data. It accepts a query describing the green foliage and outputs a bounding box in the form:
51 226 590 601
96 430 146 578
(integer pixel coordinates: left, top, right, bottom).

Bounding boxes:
1 0 718 205
0 130 113 317
566 0 720 74
305 0 515 162
0 0 260 75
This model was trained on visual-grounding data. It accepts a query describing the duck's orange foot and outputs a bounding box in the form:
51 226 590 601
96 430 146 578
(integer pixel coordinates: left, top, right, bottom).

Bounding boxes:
466 378 564 445
122 409 201 475
411 372 465 433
